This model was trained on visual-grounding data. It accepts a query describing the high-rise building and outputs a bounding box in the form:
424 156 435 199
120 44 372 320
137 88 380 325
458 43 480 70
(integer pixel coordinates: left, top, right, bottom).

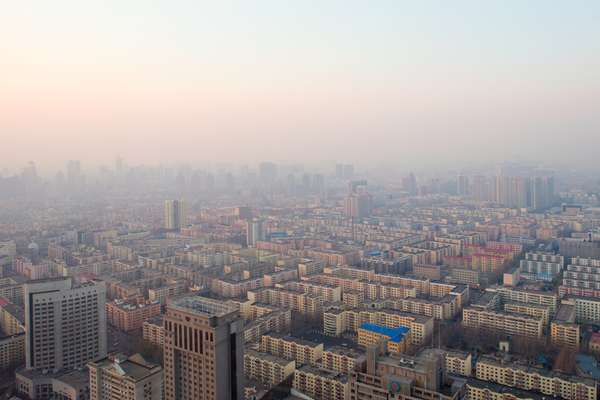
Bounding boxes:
345 180 372 219
530 176 555 210
246 219 266 247
402 172 418 196
163 296 244 400
164 199 187 230
494 175 530 208
344 193 372 219
24 278 107 371
88 353 163 400
457 175 469 196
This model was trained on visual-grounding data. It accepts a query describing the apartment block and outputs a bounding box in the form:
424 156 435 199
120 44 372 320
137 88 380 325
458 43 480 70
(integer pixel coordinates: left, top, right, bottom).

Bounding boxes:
142 316 164 347
88 353 163 400
244 349 295 388
106 299 161 331
293 364 349 400
462 308 543 339
488 286 558 314
321 346 365 375
550 304 580 350
357 323 410 354
503 302 550 326
260 333 323 365
323 307 433 346
476 356 596 400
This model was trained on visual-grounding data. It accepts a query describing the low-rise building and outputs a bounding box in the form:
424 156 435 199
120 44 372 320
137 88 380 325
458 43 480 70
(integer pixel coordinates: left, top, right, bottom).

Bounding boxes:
244 349 295 389
462 308 543 339
88 353 163 400
357 323 410 354
293 364 349 400
260 333 323 366
476 356 596 400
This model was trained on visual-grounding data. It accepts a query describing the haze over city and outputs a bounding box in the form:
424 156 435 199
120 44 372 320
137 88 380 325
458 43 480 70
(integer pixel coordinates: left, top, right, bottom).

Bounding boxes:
2 1 600 172
2 3 600 400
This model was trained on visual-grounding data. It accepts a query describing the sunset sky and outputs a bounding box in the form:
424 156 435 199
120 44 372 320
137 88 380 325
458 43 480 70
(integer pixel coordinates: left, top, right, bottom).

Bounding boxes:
2 1 599 172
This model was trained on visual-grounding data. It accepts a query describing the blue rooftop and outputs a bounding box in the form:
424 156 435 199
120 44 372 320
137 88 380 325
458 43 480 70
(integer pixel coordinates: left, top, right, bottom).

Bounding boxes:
359 323 410 343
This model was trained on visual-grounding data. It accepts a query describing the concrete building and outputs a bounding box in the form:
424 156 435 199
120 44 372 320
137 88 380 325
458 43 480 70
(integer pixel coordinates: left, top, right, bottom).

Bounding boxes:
293 364 349 400
476 356 596 400
550 304 580 350
260 333 323 366
321 346 365 375
243 349 295 388
462 308 543 339
0 299 25 369
357 323 410 354
246 219 266 247
24 278 107 371
142 316 164 347
164 199 187 230
163 296 244 400
88 353 163 400
106 299 161 332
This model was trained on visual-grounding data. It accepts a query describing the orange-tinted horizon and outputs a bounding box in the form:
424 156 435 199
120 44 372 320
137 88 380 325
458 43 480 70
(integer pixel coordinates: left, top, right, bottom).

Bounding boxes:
2 1 599 171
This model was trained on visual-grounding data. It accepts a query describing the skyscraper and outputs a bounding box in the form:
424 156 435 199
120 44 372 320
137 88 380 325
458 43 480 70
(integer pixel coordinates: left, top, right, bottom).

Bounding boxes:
345 180 372 219
163 296 244 400
24 278 107 371
531 176 555 211
457 175 469 196
246 219 266 247
164 199 187 230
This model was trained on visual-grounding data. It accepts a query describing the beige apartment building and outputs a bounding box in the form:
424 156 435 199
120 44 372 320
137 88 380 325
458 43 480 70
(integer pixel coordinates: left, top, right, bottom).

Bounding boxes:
324 307 433 346
244 349 295 388
142 316 164 347
476 356 596 400
293 364 349 400
88 353 163 400
260 333 323 365
321 346 365 374
462 307 543 339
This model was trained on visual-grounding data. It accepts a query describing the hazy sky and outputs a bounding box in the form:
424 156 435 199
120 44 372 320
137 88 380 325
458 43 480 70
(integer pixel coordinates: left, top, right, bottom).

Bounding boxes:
2 1 599 172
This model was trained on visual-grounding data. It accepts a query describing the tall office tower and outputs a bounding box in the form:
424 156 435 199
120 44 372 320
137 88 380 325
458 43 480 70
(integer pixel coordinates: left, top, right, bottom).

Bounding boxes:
471 175 490 201
246 219 266 247
531 176 555 211
402 172 418 196
163 296 244 400
457 175 469 196
24 278 107 371
89 353 163 400
495 176 531 208
345 193 373 219
345 180 372 219
164 199 187 230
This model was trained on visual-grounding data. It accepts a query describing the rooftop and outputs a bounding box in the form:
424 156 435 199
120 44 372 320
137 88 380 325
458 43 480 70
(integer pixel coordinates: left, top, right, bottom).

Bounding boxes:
359 322 409 343
170 295 238 317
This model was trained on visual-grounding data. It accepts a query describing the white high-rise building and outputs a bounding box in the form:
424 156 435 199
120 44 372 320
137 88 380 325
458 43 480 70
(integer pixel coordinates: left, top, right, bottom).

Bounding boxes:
24 278 107 371
164 199 187 230
246 219 266 247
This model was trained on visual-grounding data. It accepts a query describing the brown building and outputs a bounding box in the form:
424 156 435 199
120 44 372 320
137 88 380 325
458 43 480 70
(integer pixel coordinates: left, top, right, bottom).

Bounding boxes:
163 296 244 400
106 299 161 332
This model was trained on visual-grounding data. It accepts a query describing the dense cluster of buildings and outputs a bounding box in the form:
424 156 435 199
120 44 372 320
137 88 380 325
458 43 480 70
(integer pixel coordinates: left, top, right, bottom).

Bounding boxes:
1 162 600 400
